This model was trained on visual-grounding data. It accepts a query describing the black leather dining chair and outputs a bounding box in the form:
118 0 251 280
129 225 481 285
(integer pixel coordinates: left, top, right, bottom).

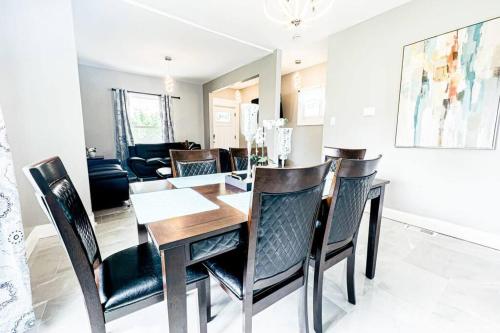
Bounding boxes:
170 149 221 177
311 156 381 333
203 161 332 333
24 156 210 333
323 147 367 172
229 147 268 171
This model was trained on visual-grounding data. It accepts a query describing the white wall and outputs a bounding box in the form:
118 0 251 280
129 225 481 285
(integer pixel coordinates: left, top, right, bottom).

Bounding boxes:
282 63 326 167
0 0 91 234
203 50 282 158
78 65 204 157
324 0 500 241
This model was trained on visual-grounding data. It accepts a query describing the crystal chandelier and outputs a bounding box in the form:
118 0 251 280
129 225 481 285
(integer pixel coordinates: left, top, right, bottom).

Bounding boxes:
264 0 334 29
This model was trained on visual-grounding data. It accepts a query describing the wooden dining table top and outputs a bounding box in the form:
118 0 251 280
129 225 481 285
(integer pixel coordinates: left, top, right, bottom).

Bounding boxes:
140 176 389 251
146 182 248 250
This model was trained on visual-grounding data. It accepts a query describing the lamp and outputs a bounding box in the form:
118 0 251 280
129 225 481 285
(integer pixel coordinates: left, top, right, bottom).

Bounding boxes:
164 56 174 94
264 0 335 30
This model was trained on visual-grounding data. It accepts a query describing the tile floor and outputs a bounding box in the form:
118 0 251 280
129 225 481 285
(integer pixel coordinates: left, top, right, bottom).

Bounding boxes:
28 207 500 333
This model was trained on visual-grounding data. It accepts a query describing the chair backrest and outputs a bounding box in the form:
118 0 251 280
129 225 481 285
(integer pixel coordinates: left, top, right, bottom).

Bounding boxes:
322 156 381 250
245 161 331 292
324 147 366 172
24 156 105 326
229 147 267 171
170 149 221 177
217 148 232 173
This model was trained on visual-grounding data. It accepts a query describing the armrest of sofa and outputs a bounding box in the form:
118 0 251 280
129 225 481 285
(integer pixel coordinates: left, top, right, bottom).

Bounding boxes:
128 156 146 165
89 169 128 181
145 157 169 166
187 142 201 150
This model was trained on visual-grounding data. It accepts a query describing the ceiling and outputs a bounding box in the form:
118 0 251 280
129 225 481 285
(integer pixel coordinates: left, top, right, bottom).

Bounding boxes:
72 0 411 84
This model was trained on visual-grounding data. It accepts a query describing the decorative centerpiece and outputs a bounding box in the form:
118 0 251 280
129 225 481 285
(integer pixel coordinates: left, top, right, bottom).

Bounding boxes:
254 126 267 166
277 127 293 168
240 103 259 178
226 104 258 191
262 118 288 166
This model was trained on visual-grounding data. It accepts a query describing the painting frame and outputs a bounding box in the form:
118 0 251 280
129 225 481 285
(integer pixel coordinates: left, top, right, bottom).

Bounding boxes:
395 16 500 150
297 86 325 126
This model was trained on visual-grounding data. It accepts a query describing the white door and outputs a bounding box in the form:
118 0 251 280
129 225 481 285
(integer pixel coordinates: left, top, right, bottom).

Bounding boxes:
212 98 239 149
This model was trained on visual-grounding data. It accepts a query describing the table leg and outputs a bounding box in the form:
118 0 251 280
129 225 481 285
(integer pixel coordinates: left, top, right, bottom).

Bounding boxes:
162 246 188 333
137 220 148 244
366 186 385 279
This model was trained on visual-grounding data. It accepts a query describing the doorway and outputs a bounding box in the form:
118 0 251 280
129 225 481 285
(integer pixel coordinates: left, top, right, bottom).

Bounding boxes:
209 77 259 149
212 98 238 148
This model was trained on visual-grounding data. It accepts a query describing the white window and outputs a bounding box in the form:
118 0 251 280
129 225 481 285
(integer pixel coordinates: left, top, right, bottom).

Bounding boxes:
127 92 163 143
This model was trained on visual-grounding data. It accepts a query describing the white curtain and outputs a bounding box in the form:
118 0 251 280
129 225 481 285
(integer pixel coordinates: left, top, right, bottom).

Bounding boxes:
160 95 175 142
112 89 134 168
0 107 35 332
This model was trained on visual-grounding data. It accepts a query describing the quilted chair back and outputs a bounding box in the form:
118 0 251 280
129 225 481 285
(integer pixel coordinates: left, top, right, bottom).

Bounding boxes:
325 156 381 246
229 147 268 171
25 156 105 330
26 157 101 266
170 149 221 177
324 147 366 172
247 161 331 291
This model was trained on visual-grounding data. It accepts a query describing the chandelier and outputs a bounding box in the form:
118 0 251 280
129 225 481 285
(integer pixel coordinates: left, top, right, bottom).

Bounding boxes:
164 56 174 94
264 0 334 29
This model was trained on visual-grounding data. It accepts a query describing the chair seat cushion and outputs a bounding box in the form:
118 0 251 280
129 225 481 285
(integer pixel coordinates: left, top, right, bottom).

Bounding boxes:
204 249 245 300
99 242 208 313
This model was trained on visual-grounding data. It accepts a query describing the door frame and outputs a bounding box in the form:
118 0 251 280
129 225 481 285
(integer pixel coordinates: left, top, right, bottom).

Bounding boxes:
209 96 239 148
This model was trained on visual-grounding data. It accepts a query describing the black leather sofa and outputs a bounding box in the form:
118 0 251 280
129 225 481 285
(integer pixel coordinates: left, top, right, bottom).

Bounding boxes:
127 142 201 180
88 159 129 210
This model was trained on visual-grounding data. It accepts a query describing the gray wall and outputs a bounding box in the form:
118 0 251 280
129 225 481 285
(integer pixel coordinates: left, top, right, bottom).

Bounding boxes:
78 65 204 158
323 0 500 236
203 50 282 158
0 0 91 234
282 63 326 167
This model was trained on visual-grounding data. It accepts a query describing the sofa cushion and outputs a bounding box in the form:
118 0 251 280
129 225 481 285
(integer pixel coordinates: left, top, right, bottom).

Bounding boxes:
134 143 186 160
145 157 170 166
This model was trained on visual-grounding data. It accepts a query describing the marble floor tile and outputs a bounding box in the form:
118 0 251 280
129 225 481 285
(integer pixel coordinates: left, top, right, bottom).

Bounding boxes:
27 208 500 333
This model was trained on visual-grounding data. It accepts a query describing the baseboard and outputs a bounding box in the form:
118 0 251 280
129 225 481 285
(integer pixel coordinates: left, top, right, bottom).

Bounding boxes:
382 208 500 251
25 223 57 258
25 212 96 259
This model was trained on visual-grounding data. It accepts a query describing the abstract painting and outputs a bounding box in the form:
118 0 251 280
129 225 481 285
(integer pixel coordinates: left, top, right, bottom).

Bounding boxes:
396 18 500 149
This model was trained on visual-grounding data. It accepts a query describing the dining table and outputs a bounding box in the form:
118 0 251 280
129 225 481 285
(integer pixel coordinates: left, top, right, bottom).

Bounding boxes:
129 172 389 333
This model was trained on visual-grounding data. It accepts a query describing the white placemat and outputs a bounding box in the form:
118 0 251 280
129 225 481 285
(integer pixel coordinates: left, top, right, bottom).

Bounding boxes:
167 171 246 188
217 192 252 214
131 188 219 224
